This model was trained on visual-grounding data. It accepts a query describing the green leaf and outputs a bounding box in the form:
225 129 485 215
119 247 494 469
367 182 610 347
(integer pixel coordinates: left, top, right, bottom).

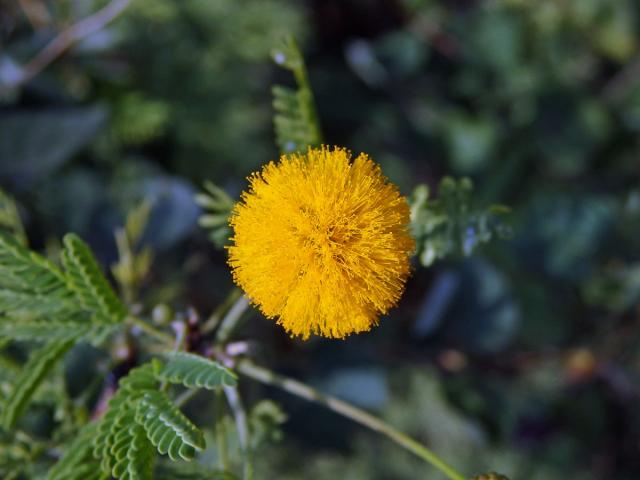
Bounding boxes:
2 339 74 430
0 189 26 246
0 232 70 303
159 352 237 389
0 289 77 317
0 319 115 345
113 410 155 480
0 233 123 346
47 423 106 480
0 107 107 189
409 177 511 267
62 233 127 324
93 362 159 480
136 391 205 461
195 181 235 249
271 36 322 154
155 461 239 480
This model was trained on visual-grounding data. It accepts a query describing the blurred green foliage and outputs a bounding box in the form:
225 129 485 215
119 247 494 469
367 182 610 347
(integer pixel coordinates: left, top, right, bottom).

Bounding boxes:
1 0 640 479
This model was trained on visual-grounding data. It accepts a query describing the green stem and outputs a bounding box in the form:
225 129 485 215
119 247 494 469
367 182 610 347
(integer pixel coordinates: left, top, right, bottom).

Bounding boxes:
215 389 230 471
224 385 253 480
215 295 250 345
126 316 174 347
286 37 322 144
236 360 467 480
201 288 242 335
174 388 199 408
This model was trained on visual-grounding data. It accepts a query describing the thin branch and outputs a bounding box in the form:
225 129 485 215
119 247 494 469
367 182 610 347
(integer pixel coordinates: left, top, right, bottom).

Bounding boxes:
18 0 51 29
236 360 467 480
214 295 250 344
126 315 174 347
2 0 132 91
224 385 253 480
174 388 200 409
201 287 242 334
216 389 230 471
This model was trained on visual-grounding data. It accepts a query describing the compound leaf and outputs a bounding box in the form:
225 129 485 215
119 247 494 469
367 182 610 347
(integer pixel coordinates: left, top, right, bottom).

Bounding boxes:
93 362 159 480
271 36 322 154
0 319 115 345
2 339 75 430
47 423 106 480
0 232 72 310
61 233 127 324
136 391 205 461
159 352 237 389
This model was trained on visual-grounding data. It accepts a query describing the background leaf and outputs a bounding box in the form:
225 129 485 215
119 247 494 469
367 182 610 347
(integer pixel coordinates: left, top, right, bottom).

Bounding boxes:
0 107 107 190
1 339 75 430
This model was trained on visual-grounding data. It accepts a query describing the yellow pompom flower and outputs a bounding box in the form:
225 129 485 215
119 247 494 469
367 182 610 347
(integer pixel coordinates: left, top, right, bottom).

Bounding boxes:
228 146 415 339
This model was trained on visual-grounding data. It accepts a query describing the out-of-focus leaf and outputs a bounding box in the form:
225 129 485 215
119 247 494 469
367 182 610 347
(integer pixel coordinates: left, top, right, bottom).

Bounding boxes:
443 259 521 353
140 176 200 250
582 263 640 312
0 107 106 188
410 178 511 267
319 368 388 410
442 112 498 173
514 192 616 280
249 400 287 449
195 181 235 249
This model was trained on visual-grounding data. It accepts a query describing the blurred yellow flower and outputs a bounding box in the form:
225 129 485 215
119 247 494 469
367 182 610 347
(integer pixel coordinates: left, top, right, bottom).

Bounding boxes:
228 146 414 339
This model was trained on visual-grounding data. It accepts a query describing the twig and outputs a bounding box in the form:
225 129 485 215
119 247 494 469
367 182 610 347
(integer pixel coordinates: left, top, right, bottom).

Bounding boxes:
214 295 250 344
236 360 467 480
223 385 253 480
216 389 230 471
174 388 200 408
18 0 50 29
2 0 132 91
126 316 174 347
201 288 242 335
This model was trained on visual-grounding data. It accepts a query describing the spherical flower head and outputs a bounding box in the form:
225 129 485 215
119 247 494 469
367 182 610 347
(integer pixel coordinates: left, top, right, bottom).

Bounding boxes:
228 146 415 339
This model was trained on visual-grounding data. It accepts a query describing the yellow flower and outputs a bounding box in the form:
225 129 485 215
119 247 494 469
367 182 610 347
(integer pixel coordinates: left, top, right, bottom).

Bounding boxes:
228 146 414 339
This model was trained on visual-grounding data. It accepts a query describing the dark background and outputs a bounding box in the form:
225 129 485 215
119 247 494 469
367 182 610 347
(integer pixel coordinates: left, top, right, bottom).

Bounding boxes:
2 1 640 478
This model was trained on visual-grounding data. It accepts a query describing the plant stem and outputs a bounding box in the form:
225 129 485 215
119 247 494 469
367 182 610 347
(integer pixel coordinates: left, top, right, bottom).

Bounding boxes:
224 385 253 480
215 295 250 345
126 316 174 347
202 288 242 335
174 388 199 408
236 360 467 480
2 0 133 92
215 389 230 471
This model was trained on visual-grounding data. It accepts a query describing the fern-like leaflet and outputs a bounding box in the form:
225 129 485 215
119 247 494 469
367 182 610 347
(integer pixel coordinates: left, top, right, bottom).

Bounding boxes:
195 181 235 249
271 36 322 154
0 232 74 315
0 231 128 433
93 362 159 480
0 188 27 245
47 423 107 480
159 352 237 389
1 339 76 430
92 358 220 479
409 177 511 266
62 233 127 324
0 320 115 345
136 391 206 461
